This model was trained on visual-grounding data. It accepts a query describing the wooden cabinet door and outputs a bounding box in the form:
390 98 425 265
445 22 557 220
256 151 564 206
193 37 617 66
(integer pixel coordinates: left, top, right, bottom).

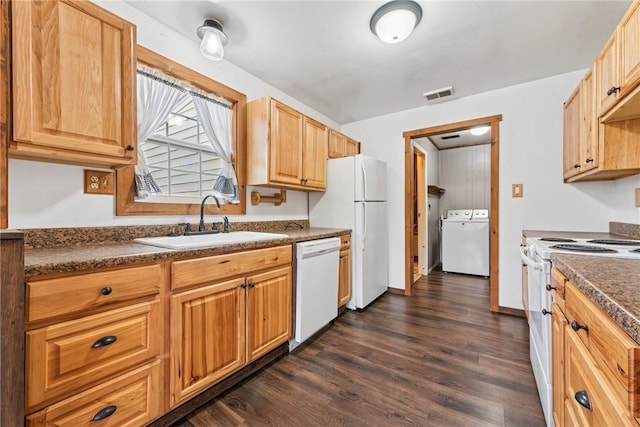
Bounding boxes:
346 138 360 157
596 32 620 116
171 278 246 405
338 249 351 307
580 69 599 172
328 129 347 158
551 303 566 427
12 0 136 166
563 85 582 179
619 1 640 96
246 266 292 363
269 100 303 186
302 117 327 190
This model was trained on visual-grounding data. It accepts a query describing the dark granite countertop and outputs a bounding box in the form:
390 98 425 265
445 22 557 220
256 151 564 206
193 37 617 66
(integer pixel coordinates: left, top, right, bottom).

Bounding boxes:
24 227 350 278
552 254 640 344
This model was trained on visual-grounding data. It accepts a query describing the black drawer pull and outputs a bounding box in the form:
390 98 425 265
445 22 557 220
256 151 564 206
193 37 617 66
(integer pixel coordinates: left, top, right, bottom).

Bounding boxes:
92 405 117 421
573 163 580 169
541 308 552 316
575 390 592 410
125 144 135 151
585 157 594 163
545 284 557 292
92 335 117 349
606 86 620 96
571 320 589 332
100 287 112 296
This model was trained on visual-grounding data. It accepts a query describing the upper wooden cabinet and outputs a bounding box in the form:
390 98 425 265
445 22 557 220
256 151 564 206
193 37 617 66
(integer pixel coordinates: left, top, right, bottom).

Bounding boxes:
596 32 620 117
11 0 137 167
619 2 640 96
247 97 328 191
329 129 360 159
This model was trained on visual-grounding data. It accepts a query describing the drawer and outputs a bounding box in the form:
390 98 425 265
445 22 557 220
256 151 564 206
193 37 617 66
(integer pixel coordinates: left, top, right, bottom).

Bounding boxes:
27 264 163 323
565 282 640 416
27 300 162 410
550 268 567 314
27 359 163 427
340 234 351 250
172 245 292 290
565 329 637 426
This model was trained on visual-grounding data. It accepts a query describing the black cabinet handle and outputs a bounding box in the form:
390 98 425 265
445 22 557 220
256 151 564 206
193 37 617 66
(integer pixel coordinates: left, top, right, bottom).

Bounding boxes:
92 335 117 348
542 309 552 316
585 158 594 163
240 283 247 288
545 284 557 292
249 283 255 288
606 86 621 96
91 405 117 421
100 286 112 296
571 320 589 332
573 163 580 169
575 390 592 410
125 145 135 151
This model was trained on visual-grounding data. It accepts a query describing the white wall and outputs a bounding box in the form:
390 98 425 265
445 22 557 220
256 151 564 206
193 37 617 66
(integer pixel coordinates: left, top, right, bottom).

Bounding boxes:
8 0 341 229
344 70 640 309
439 145 491 215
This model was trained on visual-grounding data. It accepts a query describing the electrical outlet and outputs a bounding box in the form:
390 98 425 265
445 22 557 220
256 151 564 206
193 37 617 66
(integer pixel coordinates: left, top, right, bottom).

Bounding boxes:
84 170 114 195
512 183 523 198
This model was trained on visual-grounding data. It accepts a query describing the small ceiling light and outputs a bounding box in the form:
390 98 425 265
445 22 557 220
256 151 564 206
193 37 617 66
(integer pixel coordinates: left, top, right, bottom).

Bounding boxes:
370 0 422 44
470 126 490 136
196 19 229 61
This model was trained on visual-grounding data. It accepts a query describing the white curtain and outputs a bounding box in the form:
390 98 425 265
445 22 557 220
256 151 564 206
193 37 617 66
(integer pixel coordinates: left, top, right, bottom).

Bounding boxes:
135 69 189 198
193 96 238 201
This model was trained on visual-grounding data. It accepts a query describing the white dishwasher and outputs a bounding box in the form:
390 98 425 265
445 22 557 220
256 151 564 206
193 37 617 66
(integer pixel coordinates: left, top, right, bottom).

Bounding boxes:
290 237 341 350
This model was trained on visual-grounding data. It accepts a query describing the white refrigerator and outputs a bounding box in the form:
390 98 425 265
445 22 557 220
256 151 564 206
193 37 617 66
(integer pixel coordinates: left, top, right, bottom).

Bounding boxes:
309 154 388 309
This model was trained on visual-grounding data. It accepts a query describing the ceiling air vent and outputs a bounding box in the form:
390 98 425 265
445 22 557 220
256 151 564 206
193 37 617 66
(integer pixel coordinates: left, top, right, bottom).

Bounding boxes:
441 134 460 140
423 86 455 101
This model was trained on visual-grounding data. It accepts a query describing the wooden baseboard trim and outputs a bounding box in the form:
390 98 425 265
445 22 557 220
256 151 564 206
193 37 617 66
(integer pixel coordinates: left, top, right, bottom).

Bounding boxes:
498 306 525 318
149 343 289 427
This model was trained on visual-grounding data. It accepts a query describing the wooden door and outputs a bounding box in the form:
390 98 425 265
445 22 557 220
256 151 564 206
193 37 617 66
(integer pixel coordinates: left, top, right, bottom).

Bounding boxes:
551 303 566 427
338 249 351 307
269 100 303 185
596 32 619 116
302 117 328 190
246 266 292 362
328 129 347 158
170 278 246 405
619 1 640 96
580 69 599 172
12 0 136 165
563 84 582 179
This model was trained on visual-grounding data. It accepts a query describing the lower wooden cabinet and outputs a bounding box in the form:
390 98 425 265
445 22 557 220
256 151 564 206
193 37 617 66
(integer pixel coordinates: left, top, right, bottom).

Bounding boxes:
170 246 293 406
551 268 640 426
26 360 162 427
338 234 352 307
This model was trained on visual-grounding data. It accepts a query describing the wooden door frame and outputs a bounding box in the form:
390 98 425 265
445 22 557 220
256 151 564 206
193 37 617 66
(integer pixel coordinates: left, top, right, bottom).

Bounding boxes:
403 114 503 312
413 144 427 277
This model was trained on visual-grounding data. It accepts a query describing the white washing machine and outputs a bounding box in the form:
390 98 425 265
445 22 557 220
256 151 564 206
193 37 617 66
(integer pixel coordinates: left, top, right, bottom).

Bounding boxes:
441 209 489 276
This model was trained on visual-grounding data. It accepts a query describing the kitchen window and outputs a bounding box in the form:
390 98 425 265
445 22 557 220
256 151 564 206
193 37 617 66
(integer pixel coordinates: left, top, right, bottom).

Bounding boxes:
116 46 246 216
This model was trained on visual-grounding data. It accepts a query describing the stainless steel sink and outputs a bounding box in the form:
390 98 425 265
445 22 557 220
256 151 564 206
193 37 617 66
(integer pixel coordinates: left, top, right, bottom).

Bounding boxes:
134 231 289 249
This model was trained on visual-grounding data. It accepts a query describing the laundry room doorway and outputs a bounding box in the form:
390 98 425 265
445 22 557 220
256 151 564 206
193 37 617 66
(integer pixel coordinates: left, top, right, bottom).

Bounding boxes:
403 114 502 312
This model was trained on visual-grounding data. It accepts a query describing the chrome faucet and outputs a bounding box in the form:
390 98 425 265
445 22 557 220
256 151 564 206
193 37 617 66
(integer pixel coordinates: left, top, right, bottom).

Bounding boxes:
198 194 221 232
223 216 230 233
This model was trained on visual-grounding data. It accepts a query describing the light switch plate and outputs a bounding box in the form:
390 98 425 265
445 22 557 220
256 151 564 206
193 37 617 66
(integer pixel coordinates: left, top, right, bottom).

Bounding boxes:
84 170 114 195
512 183 523 198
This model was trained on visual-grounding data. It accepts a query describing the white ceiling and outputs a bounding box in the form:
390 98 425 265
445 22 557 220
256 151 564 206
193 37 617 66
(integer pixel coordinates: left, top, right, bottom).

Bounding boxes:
124 0 631 125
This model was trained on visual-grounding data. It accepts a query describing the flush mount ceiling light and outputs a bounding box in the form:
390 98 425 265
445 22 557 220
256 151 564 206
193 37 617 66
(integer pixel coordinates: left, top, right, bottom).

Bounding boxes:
370 0 422 44
470 126 490 136
196 19 229 61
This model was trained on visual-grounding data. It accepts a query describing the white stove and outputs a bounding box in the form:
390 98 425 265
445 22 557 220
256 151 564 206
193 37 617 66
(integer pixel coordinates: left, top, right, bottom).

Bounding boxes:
526 236 640 260
520 235 640 427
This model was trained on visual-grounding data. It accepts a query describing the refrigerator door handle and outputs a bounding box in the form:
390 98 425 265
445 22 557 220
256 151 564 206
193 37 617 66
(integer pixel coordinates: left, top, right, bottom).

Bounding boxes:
361 160 368 201
362 203 367 249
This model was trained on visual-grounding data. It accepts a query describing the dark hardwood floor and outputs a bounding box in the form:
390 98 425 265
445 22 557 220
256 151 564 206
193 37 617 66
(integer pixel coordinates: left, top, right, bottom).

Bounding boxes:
172 271 545 426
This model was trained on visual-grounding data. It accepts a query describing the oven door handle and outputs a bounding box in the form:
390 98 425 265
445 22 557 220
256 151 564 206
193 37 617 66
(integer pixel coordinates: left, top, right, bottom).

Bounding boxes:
520 245 544 271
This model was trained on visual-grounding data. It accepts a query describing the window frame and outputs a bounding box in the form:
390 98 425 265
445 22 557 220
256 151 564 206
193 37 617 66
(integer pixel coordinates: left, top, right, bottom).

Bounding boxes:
116 45 246 216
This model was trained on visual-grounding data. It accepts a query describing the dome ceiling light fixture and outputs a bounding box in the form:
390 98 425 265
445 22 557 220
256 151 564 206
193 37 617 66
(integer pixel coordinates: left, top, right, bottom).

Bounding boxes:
370 0 423 44
196 19 229 61
470 126 490 136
